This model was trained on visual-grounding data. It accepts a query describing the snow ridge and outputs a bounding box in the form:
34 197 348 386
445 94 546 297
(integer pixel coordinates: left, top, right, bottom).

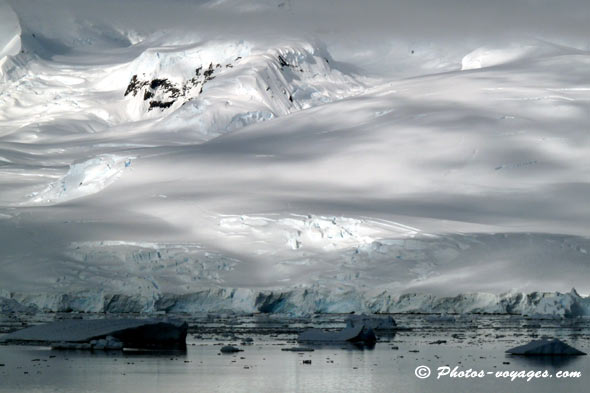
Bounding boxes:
24 155 133 205
118 42 367 135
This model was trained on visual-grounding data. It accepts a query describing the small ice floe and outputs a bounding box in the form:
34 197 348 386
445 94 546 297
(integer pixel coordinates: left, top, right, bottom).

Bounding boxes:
429 340 447 345
506 338 586 356
281 347 315 352
1 318 187 349
345 314 396 331
298 324 376 344
220 345 243 353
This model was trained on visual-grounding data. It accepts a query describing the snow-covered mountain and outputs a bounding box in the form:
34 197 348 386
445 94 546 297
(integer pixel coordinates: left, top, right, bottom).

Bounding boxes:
1 0 590 316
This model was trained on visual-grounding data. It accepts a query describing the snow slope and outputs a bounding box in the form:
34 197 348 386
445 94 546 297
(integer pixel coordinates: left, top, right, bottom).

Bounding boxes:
1 0 590 316
0 0 21 74
0 37 365 206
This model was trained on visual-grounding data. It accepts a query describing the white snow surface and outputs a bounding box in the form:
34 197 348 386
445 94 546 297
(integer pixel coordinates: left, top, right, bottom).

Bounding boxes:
0 0 21 73
1 0 590 316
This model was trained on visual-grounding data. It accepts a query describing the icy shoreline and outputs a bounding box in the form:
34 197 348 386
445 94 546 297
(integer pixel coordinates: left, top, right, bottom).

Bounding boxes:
2 288 589 318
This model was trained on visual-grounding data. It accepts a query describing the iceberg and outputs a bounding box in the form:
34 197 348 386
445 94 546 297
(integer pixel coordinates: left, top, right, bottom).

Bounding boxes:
1 318 188 349
220 345 243 353
298 324 376 344
506 338 586 356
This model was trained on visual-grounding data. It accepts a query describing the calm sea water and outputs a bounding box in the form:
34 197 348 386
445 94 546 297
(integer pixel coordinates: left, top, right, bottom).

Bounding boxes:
0 314 589 393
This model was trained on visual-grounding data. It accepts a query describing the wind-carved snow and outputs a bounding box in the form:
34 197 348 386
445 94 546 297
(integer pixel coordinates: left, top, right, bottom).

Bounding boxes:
25 155 133 205
226 111 275 132
0 38 365 206
460 42 578 71
218 214 394 251
461 46 531 70
283 215 376 250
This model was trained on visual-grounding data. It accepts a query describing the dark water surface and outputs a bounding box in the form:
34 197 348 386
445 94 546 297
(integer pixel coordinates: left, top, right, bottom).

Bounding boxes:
1 314 589 393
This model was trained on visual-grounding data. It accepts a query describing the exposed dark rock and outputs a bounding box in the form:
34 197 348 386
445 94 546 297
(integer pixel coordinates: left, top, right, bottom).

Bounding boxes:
149 101 174 110
124 59 219 112
278 55 289 68
204 63 215 79
149 79 180 97
124 75 148 97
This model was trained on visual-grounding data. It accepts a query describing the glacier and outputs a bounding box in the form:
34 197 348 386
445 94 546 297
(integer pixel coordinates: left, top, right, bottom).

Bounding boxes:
1 0 590 318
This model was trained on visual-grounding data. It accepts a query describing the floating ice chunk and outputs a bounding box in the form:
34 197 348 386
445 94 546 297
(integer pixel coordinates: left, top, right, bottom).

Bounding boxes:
281 347 315 352
298 324 376 344
2 318 187 349
507 338 586 356
220 345 243 353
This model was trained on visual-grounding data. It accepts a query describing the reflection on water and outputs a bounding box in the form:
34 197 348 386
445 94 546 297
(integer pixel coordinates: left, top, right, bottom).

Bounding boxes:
509 354 580 369
0 314 589 393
